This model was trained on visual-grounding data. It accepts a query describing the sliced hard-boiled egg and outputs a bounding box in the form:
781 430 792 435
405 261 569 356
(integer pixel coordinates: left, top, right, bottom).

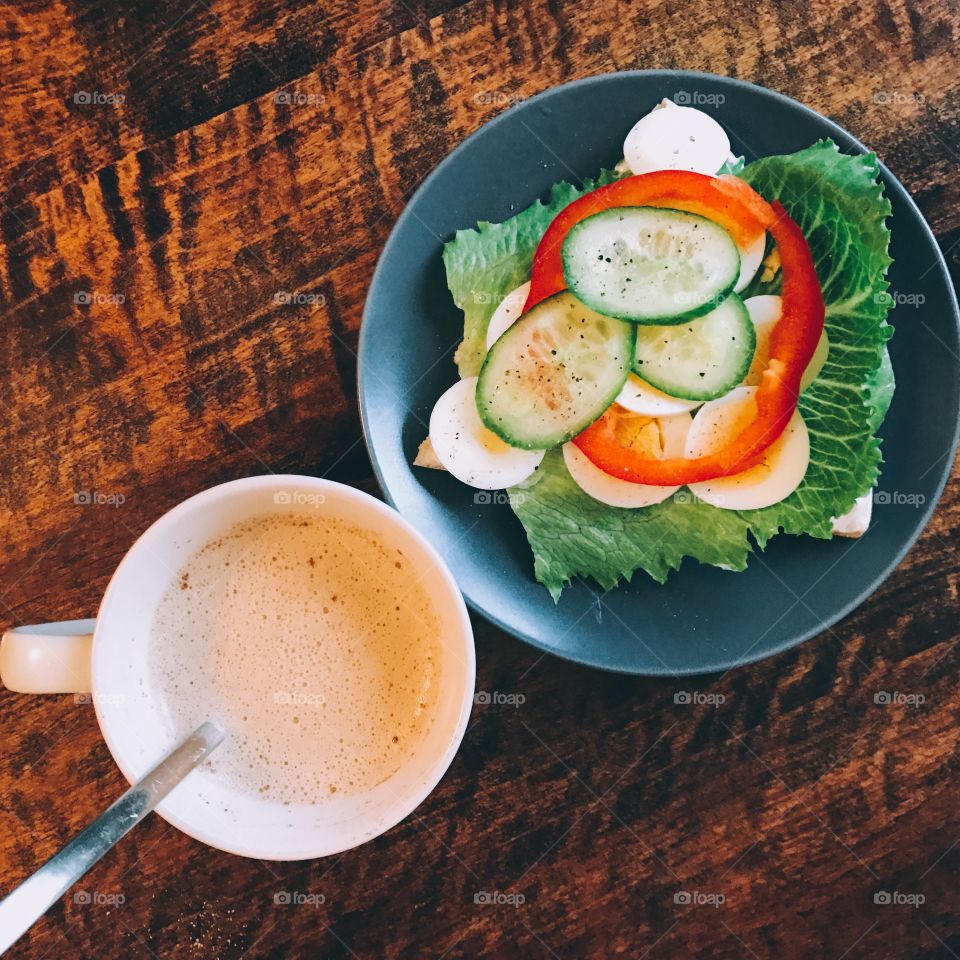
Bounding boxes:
735 232 766 293
615 373 701 417
742 295 780 386
744 293 781 325
743 295 829 391
658 412 694 458
685 386 809 510
485 281 531 351
805 329 830 389
428 377 544 490
623 100 731 177
832 492 873 538
562 411 692 508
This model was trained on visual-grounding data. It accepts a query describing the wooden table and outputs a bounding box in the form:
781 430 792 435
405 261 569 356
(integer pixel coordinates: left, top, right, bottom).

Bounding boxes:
1 1 958 957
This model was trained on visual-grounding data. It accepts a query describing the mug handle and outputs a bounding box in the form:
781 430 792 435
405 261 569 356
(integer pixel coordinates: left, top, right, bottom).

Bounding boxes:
0 620 96 694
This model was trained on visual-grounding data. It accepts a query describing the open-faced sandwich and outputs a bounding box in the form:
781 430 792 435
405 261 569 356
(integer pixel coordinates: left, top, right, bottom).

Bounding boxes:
416 100 894 600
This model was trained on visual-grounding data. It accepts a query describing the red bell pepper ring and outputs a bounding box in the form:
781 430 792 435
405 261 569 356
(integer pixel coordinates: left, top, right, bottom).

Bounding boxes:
570 199 825 486
524 171 772 312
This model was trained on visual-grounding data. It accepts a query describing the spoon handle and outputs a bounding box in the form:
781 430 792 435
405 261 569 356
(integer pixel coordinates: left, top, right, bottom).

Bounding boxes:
0 722 224 955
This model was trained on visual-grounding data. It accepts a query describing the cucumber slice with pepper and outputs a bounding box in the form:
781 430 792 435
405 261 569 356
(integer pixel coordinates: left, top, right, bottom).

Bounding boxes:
476 291 634 449
631 294 755 401
561 206 740 324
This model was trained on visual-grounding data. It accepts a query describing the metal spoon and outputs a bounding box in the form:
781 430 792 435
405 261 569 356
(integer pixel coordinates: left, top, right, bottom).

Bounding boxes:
0 722 224 955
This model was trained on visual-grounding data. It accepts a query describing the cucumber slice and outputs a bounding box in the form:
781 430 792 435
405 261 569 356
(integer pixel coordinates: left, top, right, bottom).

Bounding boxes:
562 207 740 324
631 294 755 401
476 291 634 449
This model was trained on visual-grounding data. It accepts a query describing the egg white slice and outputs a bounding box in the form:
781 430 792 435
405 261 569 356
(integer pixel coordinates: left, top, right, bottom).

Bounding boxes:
615 373 702 417
485 281 531 351
428 377 545 490
658 412 695 458
685 386 809 510
832 492 873 538
562 412 692 508
623 102 730 177
743 295 829 391
735 232 767 293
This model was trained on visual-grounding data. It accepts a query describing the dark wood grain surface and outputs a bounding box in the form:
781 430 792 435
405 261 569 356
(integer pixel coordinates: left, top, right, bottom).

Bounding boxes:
1 1 959 957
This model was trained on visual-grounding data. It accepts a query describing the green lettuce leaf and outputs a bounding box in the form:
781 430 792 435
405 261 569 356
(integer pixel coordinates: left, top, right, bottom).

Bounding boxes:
511 451 752 599
866 346 895 433
717 154 746 176
735 141 893 546
442 140 893 598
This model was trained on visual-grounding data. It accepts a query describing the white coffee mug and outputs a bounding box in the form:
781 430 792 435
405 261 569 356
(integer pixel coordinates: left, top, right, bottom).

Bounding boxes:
0 476 475 860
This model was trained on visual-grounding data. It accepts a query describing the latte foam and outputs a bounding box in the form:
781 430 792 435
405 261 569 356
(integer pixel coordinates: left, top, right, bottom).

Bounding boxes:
148 511 442 805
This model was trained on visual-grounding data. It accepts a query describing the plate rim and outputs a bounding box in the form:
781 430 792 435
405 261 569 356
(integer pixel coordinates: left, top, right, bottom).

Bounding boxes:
358 69 960 676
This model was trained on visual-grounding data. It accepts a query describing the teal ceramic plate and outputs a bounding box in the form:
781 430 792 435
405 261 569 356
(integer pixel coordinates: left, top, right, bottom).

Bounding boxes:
359 71 959 675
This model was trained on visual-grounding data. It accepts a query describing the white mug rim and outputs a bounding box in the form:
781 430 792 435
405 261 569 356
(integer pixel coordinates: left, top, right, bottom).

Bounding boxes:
91 474 475 860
